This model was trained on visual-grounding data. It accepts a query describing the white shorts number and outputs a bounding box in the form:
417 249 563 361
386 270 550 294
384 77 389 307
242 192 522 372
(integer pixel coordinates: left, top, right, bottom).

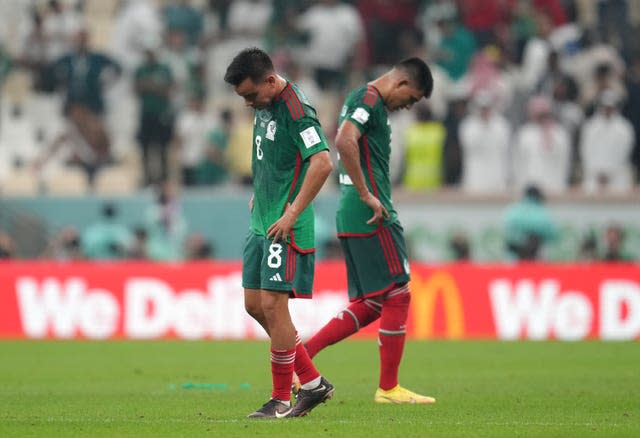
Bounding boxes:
267 243 283 268
255 135 263 160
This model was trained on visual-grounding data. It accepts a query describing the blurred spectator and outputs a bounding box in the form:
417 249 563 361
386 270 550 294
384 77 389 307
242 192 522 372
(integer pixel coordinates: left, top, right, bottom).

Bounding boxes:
442 95 467 186
17 7 66 145
403 103 446 191
457 0 504 48
172 93 217 186
582 62 627 116
195 108 233 185
513 95 571 194
580 91 635 194
568 33 626 110
36 0 83 61
162 0 205 47
296 0 363 91
448 231 471 261
536 51 569 96
504 185 559 260
466 45 515 113
459 92 510 194
509 0 538 63
127 226 149 260
134 44 175 186
41 226 84 261
532 0 567 27
82 202 132 260
601 223 635 261
551 74 584 184
145 181 188 261
226 109 255 185
520 13 553 92
162 29 200 110
595 0 634 59
435 14 477 81
419 0 457 50
0 230 15 259
184 232 213 260
226 0 272 41
49 29 122 182
110 0 163 73
623 54 640 180
577 230 598 261
356 0 421 66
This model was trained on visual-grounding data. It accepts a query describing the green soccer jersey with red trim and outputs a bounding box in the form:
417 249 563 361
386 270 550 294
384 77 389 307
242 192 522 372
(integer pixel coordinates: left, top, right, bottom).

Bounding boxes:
336 85 398 235
250 82 329 251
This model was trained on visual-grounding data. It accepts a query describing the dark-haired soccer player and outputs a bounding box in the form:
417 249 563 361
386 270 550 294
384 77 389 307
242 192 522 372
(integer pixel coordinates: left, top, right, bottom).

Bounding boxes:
224 48 335 418
303 58 437 404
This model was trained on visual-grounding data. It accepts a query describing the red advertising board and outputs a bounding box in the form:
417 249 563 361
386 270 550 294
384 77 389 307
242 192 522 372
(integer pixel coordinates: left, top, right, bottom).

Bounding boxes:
0 262 638 340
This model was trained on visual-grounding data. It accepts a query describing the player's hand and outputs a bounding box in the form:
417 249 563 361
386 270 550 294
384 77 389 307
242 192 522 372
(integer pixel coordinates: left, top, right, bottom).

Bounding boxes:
361 192 389 225
248 194 254 212
267 203 297 243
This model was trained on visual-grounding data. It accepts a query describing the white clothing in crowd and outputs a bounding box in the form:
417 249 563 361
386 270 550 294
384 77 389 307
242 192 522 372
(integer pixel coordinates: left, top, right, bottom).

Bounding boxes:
175 107 217 168
459 105 510 194
580 105 635 194
296 1 363 71
513 121 571 194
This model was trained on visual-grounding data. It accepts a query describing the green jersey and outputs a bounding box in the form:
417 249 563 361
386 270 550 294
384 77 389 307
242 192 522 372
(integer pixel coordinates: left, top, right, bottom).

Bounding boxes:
336 85 398 235
250 82 329 252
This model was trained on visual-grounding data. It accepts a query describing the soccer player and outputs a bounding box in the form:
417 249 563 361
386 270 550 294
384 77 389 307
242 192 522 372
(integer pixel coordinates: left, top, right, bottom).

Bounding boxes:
224 48 335 418
303 58 436 404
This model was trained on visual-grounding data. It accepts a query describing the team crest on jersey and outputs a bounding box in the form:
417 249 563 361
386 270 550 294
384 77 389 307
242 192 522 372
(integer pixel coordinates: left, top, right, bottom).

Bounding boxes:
257 109 272 123
266 120 277 140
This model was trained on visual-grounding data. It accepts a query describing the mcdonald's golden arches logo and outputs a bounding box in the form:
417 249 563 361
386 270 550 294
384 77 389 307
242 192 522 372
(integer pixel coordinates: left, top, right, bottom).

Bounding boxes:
410 271 465 339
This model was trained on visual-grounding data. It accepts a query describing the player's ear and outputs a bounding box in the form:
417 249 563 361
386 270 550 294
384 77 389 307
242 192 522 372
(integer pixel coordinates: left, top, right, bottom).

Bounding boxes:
264 74 277 86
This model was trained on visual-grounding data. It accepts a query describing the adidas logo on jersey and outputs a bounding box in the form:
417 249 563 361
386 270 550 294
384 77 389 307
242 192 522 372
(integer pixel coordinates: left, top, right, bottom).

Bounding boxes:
269 273 283 282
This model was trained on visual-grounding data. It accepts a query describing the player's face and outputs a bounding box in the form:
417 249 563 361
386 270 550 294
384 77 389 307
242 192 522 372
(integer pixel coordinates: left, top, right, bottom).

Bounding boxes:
234 76 276 110
388 82 424 111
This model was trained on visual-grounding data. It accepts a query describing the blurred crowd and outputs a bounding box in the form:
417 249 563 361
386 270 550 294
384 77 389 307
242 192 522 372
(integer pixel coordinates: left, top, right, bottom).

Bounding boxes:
0 0 639 261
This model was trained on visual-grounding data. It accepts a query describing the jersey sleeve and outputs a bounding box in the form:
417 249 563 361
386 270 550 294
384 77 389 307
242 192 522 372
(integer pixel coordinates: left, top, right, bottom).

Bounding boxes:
290 117 330 161
342 91 374 134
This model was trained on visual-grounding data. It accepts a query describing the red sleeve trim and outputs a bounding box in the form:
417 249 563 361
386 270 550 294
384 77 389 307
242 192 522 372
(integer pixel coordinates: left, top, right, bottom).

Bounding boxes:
361 135 379 197
282 85 304 121
363 85 379 107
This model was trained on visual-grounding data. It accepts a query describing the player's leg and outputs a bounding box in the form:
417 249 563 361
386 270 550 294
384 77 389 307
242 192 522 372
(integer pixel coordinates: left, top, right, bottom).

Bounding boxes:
243 233 295 418
304 237 382 358
305 298 381 358
244 288 269 335
286 246 334 417
374 224 435 404
242 232 270 333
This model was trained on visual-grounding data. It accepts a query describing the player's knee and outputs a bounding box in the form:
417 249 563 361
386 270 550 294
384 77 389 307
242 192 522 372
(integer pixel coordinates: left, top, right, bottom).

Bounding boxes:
244 301 264 320
259 294 283 319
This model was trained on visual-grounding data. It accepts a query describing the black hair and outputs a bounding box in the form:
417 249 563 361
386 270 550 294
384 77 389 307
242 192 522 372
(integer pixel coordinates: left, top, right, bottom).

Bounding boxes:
102 202 117 219
524 185 544 203
395 57 434 98
224 47 274 86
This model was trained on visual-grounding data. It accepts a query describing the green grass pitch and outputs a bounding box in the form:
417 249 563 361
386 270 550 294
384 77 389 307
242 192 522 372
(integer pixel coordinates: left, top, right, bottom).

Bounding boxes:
1 340 638 437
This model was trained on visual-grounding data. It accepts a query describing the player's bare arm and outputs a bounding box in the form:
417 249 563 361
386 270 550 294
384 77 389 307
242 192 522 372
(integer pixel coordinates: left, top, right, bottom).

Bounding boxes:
336 120 389 225
267 150 333 242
